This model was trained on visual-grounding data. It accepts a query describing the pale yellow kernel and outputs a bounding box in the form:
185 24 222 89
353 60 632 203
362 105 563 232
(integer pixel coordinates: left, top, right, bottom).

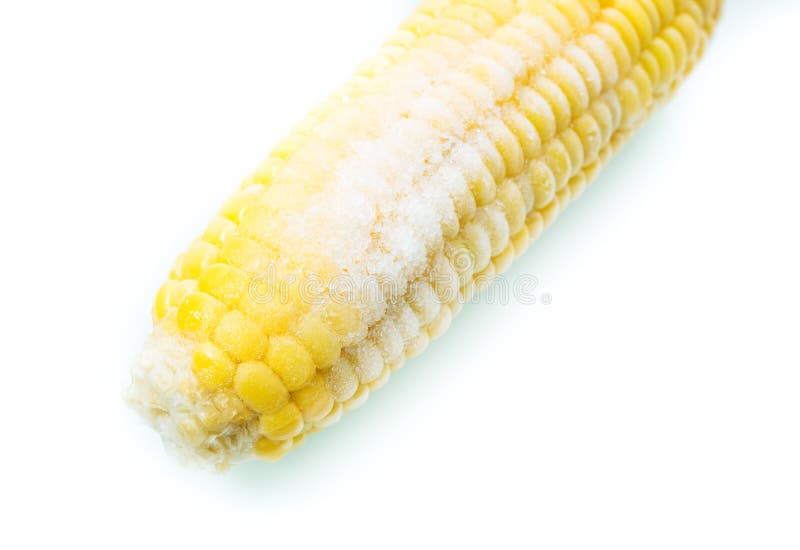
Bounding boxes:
493 244 516 274
153 279 197 321
219 235 274 274
213 310 268 362
649 36 677 88
441 4 497 36
558 128 585 179
568 171 589 200
265 336 316 392
636 0 663 36
323 358 359 402
197 263 248 308
638 49 662 91
502 105 542 160
495 25 545 68
324 301 364 341
296 312 342 369
315 403 344 428
405 332 430 358
220 186 265 224
367 366 392 392
651 0 674 22
549 58 590 117
543 139 573 190
511 225 531 258
629 65 654 110
254 437 292 461
486 117 525 177
464 220 492 274
556 186 572 210
343 385 370 412
604 4 647 53
515 86 557 142
370 317 405 362
408 280 442 325
673 14 701 58
258 403 304 441
471 132 507 184
497 180 527 236
514 171 535 214
590 101 615 145
253 157 285 186
466 160 497 208
593 21 632 77
564 43 603 99
172 242 218 280
428 17 482 42
480 206 512 257
577 33 619 92
550 0 591 30
520 0 572 37
460 0 517 22
202 217 237 248
292 374 334 423
177 292 226 337
616 78 643 128
445 239 476 285
534 77 572 133
233 360 289 414
351 342 385 384
427 304 453 340
541 194 561 227
662 27 688 77
574 113 602 165
430 253 461 304
526 210 545 242
192 342 236 390
529 160 557 210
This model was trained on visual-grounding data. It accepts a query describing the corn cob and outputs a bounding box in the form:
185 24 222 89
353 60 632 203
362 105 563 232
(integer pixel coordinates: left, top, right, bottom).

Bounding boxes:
127 0 722 469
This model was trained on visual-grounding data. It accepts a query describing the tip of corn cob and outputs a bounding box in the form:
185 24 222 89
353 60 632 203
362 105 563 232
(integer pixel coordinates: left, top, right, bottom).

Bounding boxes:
126 327 259 470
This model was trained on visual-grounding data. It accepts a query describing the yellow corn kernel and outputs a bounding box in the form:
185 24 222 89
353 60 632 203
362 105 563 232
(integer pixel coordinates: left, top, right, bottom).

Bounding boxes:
486 118 525 178
296 312 342 369
521 0 572 36
252 156 285 186
515 86 557 142
233 360 289 414
503 105 542 159
202 217 238 248
258 402 304 441
497 180 526 236
543 139 573 190
593 21 632 77
197 263 248 308
192 342 236 390
549 57 590 116
153 279 197 321
213 310 268 362
177 292 226 337
292 374 335 422
463 220 492 274
323 358 359 403
220 186 265 224
219 235 274 274
534 77 572 133
267 335 316 392
324 301 364 341
172 242 218 280
602 6 643 58
253 437 293 461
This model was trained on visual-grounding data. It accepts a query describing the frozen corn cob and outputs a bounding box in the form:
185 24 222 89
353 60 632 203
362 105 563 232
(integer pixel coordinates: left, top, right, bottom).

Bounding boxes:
127 0 722 469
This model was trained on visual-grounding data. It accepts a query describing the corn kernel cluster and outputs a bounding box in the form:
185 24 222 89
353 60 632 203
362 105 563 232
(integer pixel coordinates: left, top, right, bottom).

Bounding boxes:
130 0 721 468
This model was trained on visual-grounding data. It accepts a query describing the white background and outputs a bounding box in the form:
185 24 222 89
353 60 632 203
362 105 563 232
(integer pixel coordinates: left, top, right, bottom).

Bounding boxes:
1 1 798 548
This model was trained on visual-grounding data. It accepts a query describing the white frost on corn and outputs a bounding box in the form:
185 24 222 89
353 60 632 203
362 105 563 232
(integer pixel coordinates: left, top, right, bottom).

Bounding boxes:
126 328 258 469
